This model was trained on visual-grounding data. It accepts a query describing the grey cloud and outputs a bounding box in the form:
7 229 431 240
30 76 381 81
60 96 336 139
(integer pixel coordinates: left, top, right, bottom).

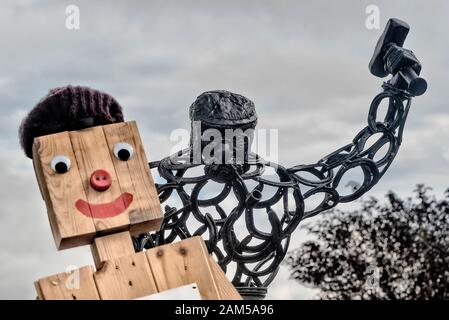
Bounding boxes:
0 0 448 299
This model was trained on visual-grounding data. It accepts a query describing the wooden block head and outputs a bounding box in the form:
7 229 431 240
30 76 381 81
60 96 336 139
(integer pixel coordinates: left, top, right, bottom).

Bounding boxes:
32 121 163 250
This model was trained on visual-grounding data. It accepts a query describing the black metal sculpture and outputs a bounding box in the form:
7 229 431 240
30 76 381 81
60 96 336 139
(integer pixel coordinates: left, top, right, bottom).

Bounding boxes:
134 18 427 299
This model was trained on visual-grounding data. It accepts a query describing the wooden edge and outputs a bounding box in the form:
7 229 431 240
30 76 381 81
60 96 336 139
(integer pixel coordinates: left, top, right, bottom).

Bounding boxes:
207 256 242 300
129 217 163 236
31 139 46 201
58 234 96 251
34 281 44 300
196 237 222 300
32 140 62 248
197 240 242 300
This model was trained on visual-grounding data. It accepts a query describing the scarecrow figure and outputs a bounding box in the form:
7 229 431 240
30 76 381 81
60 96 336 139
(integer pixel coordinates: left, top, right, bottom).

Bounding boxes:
134 18 428 298
20 18 427 299
20 86 241 300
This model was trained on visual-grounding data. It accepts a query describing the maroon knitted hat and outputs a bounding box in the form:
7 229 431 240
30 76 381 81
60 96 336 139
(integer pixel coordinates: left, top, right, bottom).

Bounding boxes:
19 85 124 158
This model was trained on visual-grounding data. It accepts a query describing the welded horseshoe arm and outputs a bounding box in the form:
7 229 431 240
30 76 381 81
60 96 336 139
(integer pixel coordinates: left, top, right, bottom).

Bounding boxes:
288 19 426 219
288 84 413 219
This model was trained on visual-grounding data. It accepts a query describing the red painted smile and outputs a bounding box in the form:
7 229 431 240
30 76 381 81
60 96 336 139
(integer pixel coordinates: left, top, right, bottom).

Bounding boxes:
75 193 133 218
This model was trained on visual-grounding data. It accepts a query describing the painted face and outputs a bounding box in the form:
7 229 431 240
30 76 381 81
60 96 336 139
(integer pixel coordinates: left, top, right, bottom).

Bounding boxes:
32 121 162 250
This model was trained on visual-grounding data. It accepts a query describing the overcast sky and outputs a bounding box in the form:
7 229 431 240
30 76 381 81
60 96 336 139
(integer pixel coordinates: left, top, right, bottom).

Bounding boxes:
0 0 448 299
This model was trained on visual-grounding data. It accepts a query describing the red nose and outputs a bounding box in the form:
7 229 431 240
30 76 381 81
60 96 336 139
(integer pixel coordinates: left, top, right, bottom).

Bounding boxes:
90 169 112 192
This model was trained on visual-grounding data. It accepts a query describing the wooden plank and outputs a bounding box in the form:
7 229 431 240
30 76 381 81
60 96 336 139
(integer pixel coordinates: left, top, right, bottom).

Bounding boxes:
145 236 221 300
207 256 242 300
197 240 241 300
94 252 158 299
69 126 130 234
102 121 163 235
35 266 100 300
34 281 44 300
32 132 96 250
194 238 240 300
90 231 135 269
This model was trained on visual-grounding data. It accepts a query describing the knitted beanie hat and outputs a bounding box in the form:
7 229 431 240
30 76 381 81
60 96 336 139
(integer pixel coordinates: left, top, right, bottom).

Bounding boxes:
19 85 124 158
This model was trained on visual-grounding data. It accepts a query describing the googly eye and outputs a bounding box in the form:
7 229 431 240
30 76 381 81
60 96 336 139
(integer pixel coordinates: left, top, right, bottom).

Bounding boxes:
113 142 134 161
50 156 71 174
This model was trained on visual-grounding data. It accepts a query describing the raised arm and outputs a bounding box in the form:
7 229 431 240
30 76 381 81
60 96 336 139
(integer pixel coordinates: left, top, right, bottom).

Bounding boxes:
134 19 427 295
288 18 427 219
